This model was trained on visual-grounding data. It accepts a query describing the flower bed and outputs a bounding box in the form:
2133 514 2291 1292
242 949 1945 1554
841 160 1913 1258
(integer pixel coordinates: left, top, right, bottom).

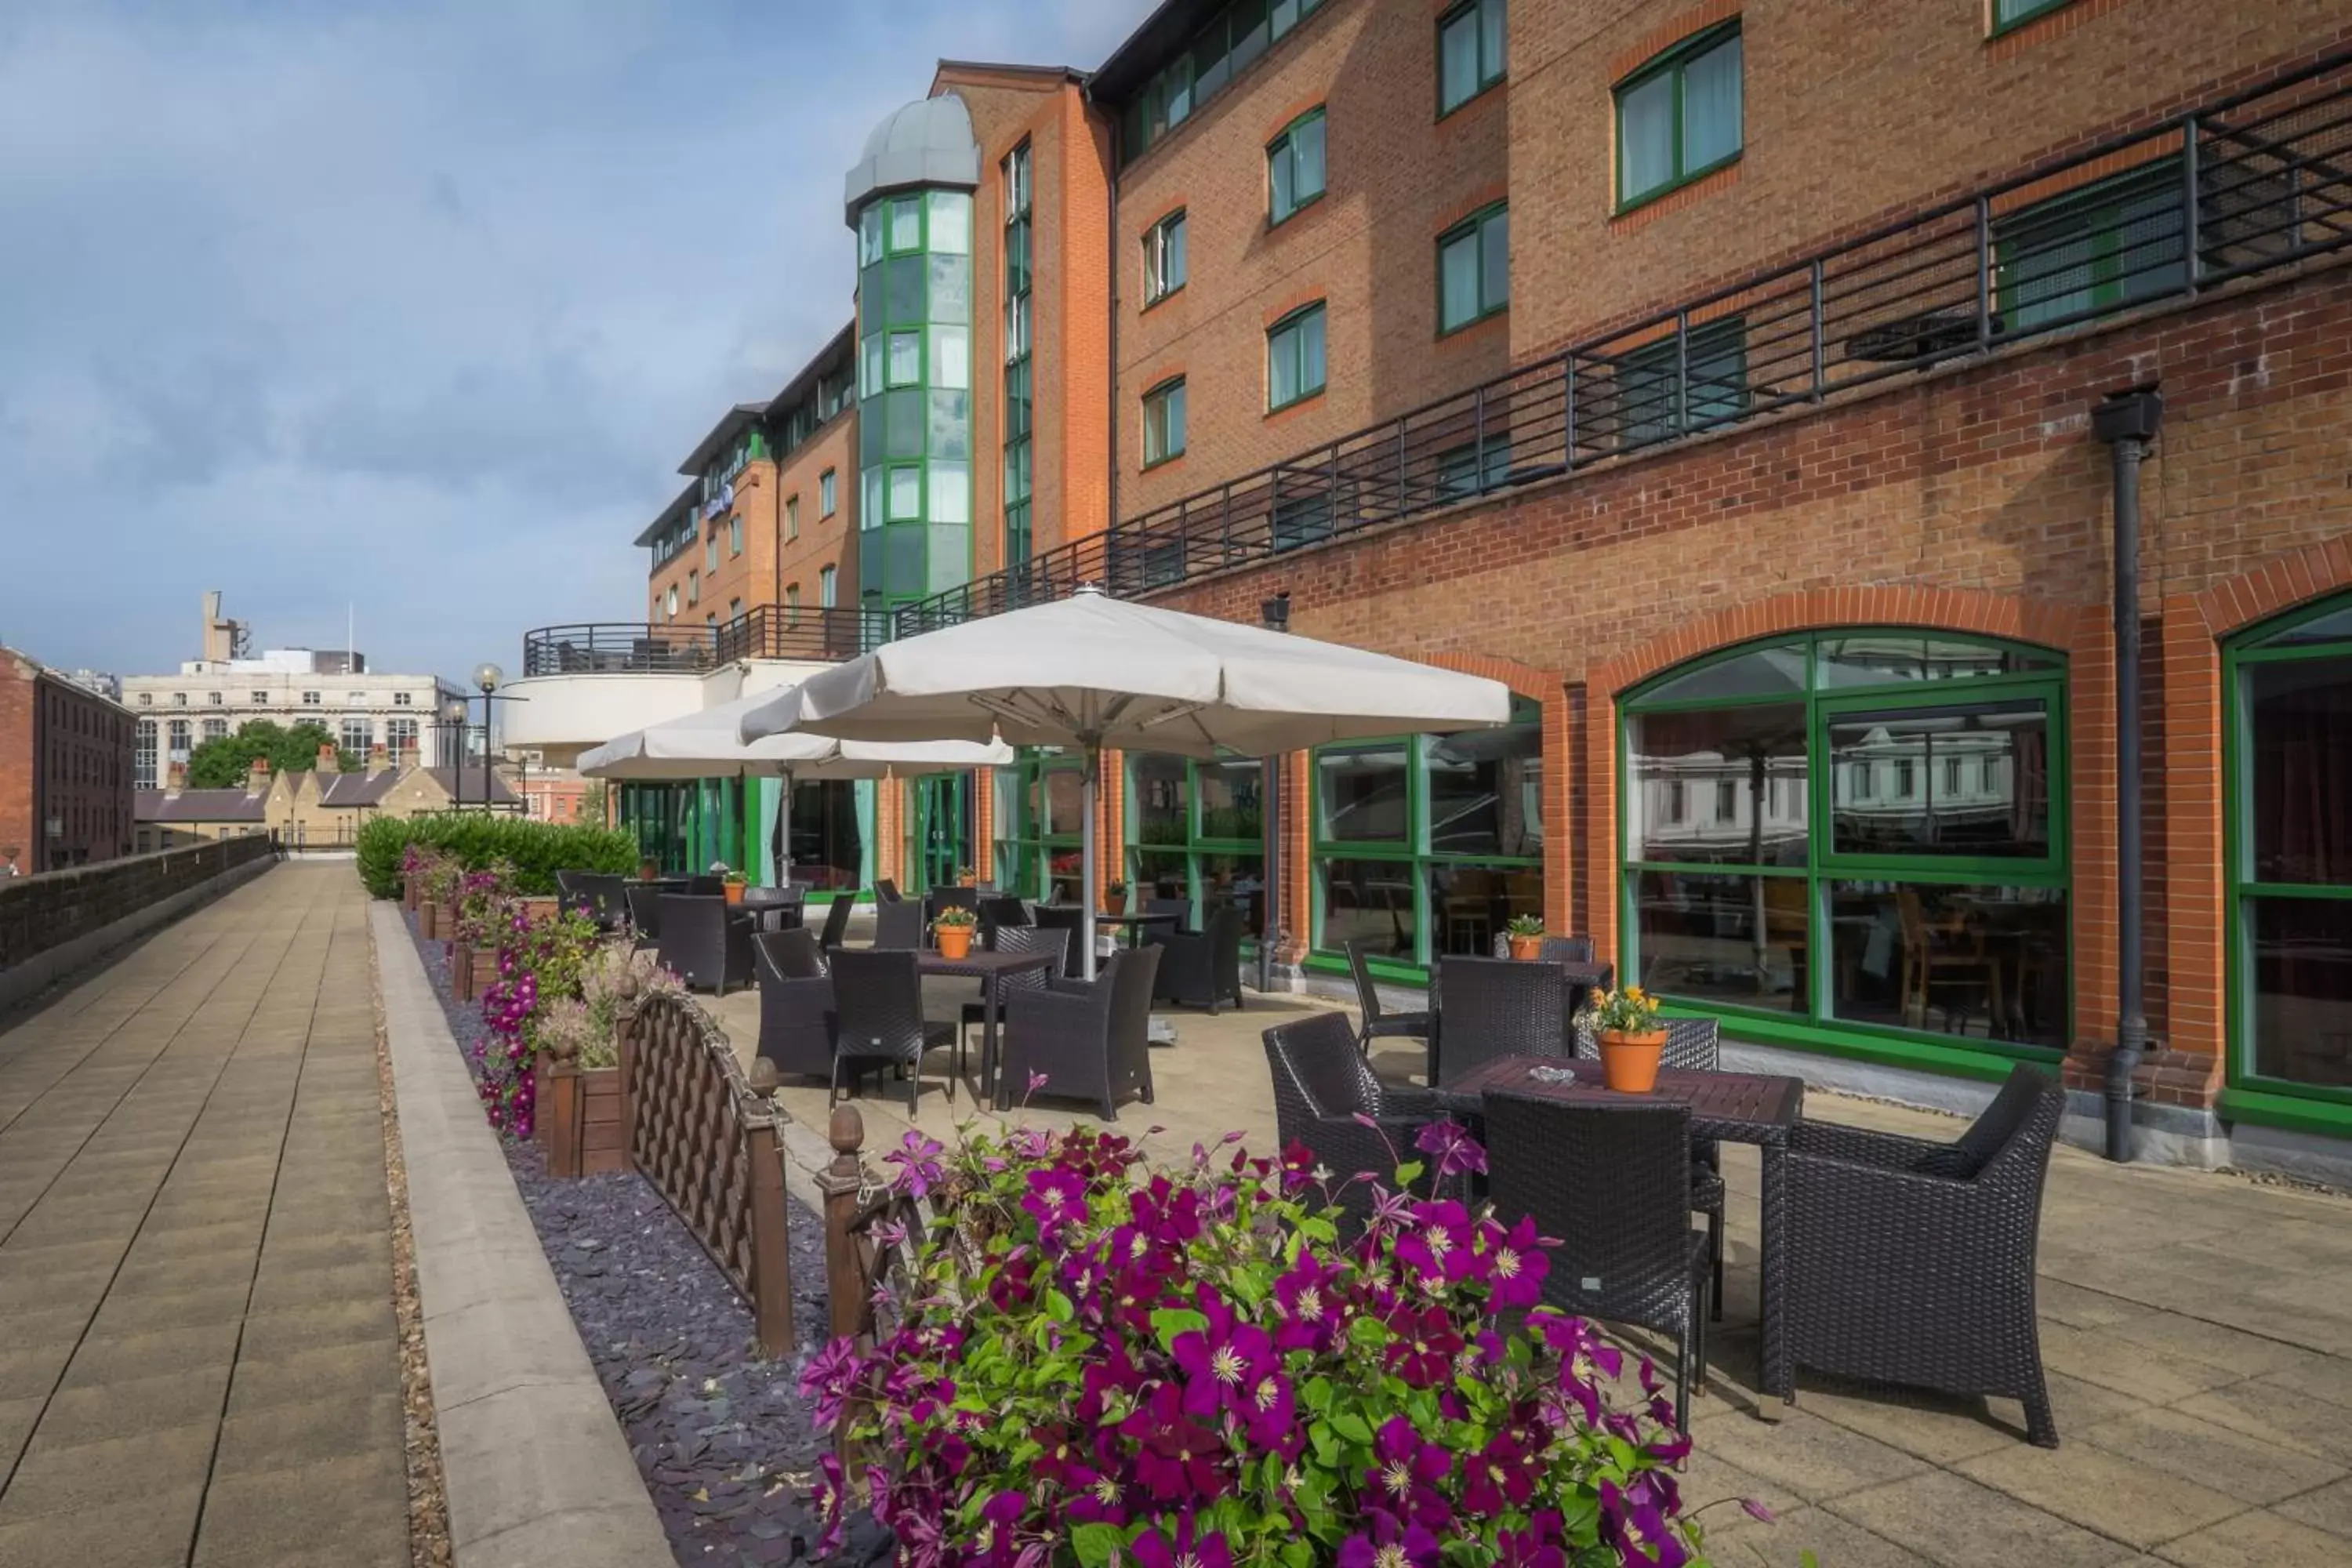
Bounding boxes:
805 1123 1744 1567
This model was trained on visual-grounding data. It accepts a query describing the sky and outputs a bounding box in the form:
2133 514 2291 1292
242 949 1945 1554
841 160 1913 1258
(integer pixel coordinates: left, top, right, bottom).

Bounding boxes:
0 0 1153 687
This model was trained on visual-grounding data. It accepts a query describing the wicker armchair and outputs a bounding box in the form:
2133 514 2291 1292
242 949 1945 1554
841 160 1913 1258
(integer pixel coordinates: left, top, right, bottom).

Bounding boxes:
872 900 925 950
742 885 805 931
960 925 1069 1089
998 945 1160 1119
1484 1095 1711 1431
1145 903 1245 1014
1784 1064 2064 1446
584 875 631 933
1262 1011 1445 1234
826 948 957 1113
556 869 622 930
1032 906 1088 975
687 875 726 898
1345 939 1432 1059
623 884 665 944
657 895 754 996
815 893 857 952
1573 1016 1730 1322
874 878 902 903
978 896 1032 939
1145 896 1194 933
752 928 834 1082
926 885 980 923
1431 956 1568 1088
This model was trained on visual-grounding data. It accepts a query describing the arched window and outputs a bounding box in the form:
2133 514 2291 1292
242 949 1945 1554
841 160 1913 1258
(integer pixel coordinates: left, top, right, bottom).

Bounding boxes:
2228 595 2352 1101
1619 631 2067 1056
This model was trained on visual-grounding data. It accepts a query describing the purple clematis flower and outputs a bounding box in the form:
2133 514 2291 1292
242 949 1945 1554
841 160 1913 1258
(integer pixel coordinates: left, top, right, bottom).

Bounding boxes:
1131 1509 1233 1568
1336 1512 1443 1568
1120 1382 1228 1501
1479 1214 1552 1308
1414 1119 1488 1178
1601 1476 1690 1568
1364 1416 1454 1532
883 1129 946 1198
1020 1166 1091 1236
795 1335 862 1429
1271 1255 1340 1352
1460 1428 1539 1517
1495 1510 1568 1568
1240 1366 1301 1457
1169 1289 1274 1418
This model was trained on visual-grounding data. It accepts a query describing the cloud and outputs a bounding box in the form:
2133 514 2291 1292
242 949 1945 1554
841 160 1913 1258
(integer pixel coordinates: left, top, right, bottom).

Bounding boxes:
0 0 1154 682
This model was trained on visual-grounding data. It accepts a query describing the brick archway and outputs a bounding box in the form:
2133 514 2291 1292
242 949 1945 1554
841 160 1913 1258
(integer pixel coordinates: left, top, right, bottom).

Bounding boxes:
1581 586 2117 1076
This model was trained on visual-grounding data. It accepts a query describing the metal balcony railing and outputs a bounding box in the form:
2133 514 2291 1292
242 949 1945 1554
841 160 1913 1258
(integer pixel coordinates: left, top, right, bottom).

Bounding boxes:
521 606 868 677
894 49 2352 632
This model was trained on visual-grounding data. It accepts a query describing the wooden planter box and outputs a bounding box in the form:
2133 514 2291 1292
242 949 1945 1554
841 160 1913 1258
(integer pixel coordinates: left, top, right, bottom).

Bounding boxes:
404 880 420 913
543 1062 625 1177
449 943 501 1003
418 900 440 940
521 896 560 926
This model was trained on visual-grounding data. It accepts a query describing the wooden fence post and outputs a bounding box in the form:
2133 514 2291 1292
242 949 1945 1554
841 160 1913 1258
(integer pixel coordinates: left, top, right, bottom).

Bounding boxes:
747 1120 797 1357
543 1062 577 1176
821 1105 869 1348
614 997 638 1174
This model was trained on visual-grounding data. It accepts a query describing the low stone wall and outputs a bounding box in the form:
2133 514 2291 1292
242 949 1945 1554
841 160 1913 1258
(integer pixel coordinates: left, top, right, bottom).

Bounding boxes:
0 836 280 1006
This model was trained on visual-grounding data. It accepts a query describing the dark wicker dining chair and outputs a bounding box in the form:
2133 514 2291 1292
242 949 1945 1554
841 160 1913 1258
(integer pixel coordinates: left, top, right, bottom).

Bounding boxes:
978 896 1032 938
752 928 834 1083
1431 955 1568 1089
1145 896 1194 933
555 869 597 921
657 895 754 995
959 925 1069 1091
1262 1011 1446 1235
873 878 901 903
1345 939 1433 1060
1573 1014 1728 1319
815 892 858 952
584 874 631 934
998 945 1160 1120
872 900 925 950
826 948 956 1113
687 874 726 898
1146 903 1245 1014
1484 1094 1711 1431
623 884 665 945
1784 1064 2065 1446
1032 906 1088 975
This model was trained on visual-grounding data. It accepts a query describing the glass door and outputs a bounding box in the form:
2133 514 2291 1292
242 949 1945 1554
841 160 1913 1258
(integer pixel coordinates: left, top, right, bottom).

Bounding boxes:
911 774 974 893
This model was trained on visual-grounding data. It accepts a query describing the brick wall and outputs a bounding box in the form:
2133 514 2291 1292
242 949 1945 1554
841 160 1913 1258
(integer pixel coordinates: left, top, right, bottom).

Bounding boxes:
775 418 858 610
0 834 276 972
0 655 136 874
1113 0 1514 520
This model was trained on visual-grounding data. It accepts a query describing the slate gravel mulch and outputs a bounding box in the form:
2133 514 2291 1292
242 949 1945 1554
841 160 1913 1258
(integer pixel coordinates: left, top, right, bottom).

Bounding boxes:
406 914 886 1566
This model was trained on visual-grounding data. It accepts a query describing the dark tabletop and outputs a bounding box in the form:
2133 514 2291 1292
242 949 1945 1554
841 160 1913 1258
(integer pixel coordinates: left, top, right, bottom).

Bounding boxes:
916 949 1061 979
1093 911 1180 926
1438 1054 1805 1145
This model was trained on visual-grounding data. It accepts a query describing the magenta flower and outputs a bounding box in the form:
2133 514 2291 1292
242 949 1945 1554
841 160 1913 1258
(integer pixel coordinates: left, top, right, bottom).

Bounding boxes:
1119 1382 1227 1502
1271 1256 1340 1353
1460 1428 1538 1516
1482 1214 1551 1309
797 1335 861 1429
1131 1509 1232 1568
1336 1512 1443 1568
1021 1166 1091 1236
1495 1511 1568 1568
1381 1303 1463 1388
1063 1465 1131 1526
883 1129 947 1198
1240 1367 1300 1456
1364 1416 1453 1532
1601 1475 1690 1568
1129 1174 1205 1244
1414 1120 1488 1178
1169 1290 1273 1419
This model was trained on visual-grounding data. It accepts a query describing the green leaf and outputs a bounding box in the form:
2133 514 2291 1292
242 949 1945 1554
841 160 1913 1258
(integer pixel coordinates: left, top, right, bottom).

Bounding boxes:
1072 1523 1124 1567
1301 1376 1334 1414
1392 1158 1425 1186
1308 1420 1338 1468
1278 1541 1313 1568
1042 1287 1074 1323
1348 1314 1390 1351
1152 1307 1208 1352
1330 1411 1373 1446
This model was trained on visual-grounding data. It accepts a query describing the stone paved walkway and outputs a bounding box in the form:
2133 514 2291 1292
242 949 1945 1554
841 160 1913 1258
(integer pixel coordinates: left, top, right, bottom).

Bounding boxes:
0 863 408 1568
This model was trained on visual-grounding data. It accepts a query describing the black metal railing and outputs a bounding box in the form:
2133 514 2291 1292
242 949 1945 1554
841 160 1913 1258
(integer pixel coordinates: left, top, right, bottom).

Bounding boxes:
892 50 2352 632
523 606 868 677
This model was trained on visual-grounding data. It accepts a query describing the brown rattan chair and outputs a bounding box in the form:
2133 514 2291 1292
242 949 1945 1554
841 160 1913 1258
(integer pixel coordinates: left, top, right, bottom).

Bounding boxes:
1484 1094 1711 1431
1345 938 1432 1060
978 895 1032 940
752 928 834 1083
825 947 956 1113
1145 903 1245 1014
1431 955 1568 1088
873 878 902 903
1262 1011 1446 1235
1784 1064 2064 1446
997 945 1160 1119
657 895 754 995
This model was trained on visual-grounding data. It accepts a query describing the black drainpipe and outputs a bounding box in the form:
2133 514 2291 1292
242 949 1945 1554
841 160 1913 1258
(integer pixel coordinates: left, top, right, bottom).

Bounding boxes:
2092 387 2163 1163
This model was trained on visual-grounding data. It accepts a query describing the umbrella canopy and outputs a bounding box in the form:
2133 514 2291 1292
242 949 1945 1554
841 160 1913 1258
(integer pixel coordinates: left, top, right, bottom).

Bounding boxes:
579 688 1009 780
738 588 1510 976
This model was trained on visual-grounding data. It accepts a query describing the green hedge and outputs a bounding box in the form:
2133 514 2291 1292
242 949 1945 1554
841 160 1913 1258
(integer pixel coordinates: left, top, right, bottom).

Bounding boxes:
356 814 638 898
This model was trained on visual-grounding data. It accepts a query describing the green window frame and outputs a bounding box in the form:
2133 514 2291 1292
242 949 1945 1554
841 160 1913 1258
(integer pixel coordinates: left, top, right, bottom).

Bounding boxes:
1121 0 1330 166
1305 698 1544 982
1267 302 1327 412
1005 142 1035 567
1617 630 2072 1073
1142 376 1188 467
1145 209 1188 305
821 469 837 517
994 751 1086 904
1997 162 2187 334
1268 107 1327 226
1438 0 1505 116
728 515 742 557
1991 0 2076 34
1613 20 1743 213
1615 316 1750 448
2222 593 2352 1128
1125 753 1268 946
1437 202 1508 334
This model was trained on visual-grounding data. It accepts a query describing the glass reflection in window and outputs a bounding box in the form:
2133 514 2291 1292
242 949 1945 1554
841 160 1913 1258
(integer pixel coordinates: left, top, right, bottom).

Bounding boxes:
1827 702 2050 859
1825 880 2067 1046
1625 704 1806 866
1631 870 1808 1011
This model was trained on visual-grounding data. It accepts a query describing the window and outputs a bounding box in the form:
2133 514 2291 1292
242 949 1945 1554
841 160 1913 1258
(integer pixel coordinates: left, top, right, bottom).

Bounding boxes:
206 691 223 706
1992 0 2074 29
387 717 417 758
1122 0 1329 165
729 515 742 557
301 691 321 706
167 718 191 762
251 690 268 705
728 597 742 622
820 469 838 517
1004 142 1036 568
704 534 719 572
818 565 837 609
1268 108 1327 223
203 717 228 742
1310 699 1543 967
1127 754 1269 945
1998 163 2186 333
1617 317 1749 447
786 584 801 624
2227 595 2352 1101
786 496 800 539
1620 632 2068 1053
1439 0 1505 114
1267 303 1327 411
665 585 678 619
1438 204 1508 332
688 570 699 605
1142 377 1188 466
340 717 370 755
394 691 412 706
1615 21 1742 210
1145 210 1188 303
137 693 151 706
172 691 187 706
994 752 1088 905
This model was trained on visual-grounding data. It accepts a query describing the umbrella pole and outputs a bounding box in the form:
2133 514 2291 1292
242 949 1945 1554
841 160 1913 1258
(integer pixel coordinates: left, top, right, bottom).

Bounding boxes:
1081 745 1100 982
779 768 793 884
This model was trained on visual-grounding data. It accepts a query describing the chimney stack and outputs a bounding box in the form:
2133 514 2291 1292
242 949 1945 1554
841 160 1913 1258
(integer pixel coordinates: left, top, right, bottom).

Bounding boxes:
247 758 271 797
314 743 340 776
366 742 390 779
165 762 187 799
397 743 420 775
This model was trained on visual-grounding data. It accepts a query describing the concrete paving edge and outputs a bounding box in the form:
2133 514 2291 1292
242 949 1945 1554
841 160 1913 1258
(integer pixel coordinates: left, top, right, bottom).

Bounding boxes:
371 903 675 1568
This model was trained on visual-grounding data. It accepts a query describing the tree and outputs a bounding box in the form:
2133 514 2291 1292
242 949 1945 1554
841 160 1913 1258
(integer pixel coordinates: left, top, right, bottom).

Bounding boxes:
185 720 360 789
579 779 611 827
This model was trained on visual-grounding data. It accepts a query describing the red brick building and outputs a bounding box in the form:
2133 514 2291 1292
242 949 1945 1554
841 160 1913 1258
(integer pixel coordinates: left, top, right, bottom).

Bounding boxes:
0 649 136 873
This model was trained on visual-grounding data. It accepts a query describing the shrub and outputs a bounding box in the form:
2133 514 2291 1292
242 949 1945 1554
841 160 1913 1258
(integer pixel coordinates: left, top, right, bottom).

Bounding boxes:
803 1123 1721 1568
358 813 636 898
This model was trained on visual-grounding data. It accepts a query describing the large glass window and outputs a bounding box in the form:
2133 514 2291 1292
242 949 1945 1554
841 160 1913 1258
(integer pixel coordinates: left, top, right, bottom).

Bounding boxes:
1142 377 1187 467
1615 22 1741 210
1439 0 1505 114
1999 163 2186 333
1621 632 2070 1054
786 779 868 892
1004 143 1034 567
1126 754 1266 943
1438 204 1508 334
1268 303 1327 411
2230 597 2352 1098
1617 317 1748 448
1145 209 1188 304
996 751 1085 906
1268 108 1327 225
1309 698 1542 969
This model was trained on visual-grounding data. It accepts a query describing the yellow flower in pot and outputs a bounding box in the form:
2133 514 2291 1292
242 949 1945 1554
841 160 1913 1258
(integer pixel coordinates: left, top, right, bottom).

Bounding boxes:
933 905 980 960
1504 913 1546 962
1578 982 1666 1094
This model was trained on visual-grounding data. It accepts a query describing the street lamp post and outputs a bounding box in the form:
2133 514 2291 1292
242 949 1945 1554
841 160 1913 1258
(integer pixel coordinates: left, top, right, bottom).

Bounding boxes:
473 663 503 813
441 699 469 807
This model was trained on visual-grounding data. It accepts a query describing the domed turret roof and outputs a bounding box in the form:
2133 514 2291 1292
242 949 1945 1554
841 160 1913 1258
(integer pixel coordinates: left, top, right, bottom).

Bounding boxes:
844 93 979 225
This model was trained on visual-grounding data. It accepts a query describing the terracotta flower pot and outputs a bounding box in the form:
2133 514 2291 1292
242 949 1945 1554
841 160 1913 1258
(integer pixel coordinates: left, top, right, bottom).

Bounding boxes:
723 882 746 906
1599 1029 1667 1094
935 924 975 960
1508 934 1544 961
639 858 659 881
